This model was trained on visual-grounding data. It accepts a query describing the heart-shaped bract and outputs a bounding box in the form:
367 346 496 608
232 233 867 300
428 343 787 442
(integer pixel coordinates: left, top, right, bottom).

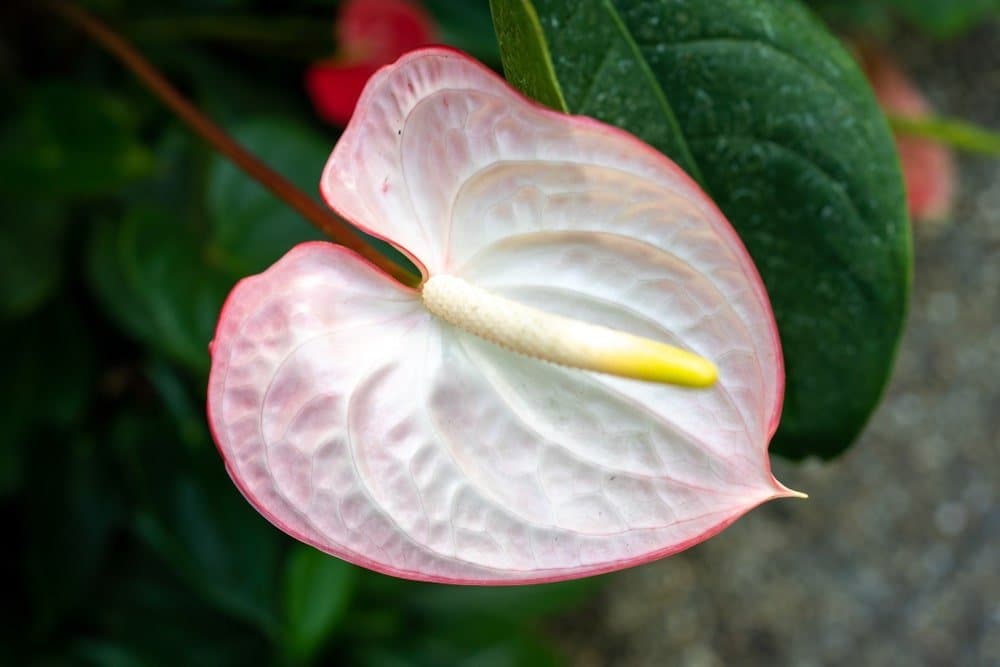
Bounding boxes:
208 48 797 584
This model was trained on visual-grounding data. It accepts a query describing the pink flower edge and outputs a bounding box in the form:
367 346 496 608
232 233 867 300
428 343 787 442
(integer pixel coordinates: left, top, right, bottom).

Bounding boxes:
210 48 795 584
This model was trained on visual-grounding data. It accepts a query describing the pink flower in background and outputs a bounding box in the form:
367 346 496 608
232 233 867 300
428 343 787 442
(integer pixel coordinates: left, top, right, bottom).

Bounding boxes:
306 0 435 126
859 46 956 224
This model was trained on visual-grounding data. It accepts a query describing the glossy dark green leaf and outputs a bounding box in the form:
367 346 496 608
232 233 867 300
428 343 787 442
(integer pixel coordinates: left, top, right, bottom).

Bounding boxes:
0 83 153 198
488 0 568 110
491 0 911 458
282 545 358 661
206 119 329 275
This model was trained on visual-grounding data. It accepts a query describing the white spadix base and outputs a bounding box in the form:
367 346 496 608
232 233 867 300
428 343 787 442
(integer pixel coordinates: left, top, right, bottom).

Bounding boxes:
422 274 718 387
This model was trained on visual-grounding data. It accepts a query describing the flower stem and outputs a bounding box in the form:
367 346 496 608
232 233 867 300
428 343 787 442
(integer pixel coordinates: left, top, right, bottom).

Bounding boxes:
43 0 422 288
888 113 1000 157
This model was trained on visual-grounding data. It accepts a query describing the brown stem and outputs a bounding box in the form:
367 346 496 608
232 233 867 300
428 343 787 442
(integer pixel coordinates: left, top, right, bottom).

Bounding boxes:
43 0 422 287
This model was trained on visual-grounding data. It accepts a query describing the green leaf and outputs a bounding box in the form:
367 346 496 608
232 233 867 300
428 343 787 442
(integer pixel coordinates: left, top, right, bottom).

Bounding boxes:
0 200 67 320
359 627 560 667
282 545 358 661
88 207 233 375
206 119 330 275
0 303 95 496
806 0 998 38
23 435 120 636
106 405 281 637
0 82 153 198
132 470 283 635
803 0 893 35
489 0 568 111
887 0 998 37
87 130 235 375
83 557 272 667
144 359 213 452
425 0 504 66
406 578 599 624
492 0 912 458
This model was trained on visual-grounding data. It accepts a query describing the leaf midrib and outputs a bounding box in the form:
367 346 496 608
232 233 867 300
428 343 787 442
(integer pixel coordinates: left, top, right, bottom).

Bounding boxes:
597 0 707 186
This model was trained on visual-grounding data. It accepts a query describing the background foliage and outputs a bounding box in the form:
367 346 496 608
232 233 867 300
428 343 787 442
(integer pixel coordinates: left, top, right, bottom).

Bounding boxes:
1 0 994 665
1 2 589 665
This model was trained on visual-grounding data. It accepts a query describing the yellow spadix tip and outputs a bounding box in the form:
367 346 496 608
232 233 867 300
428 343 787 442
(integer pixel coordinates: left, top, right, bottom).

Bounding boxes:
596 337 719 388
421 274 720 389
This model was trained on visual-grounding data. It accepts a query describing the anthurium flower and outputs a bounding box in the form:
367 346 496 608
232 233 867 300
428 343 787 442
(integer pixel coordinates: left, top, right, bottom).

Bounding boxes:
305 0 434 126
210 48 802 584
859 45 956 224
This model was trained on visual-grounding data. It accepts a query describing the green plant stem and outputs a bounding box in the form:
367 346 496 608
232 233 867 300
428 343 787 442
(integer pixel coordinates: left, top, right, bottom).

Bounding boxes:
888 113 1000 157
43 1 422 288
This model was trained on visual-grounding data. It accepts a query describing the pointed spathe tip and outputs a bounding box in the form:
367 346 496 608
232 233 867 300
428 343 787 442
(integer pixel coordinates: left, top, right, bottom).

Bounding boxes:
771 477 808 500
778 483 809 500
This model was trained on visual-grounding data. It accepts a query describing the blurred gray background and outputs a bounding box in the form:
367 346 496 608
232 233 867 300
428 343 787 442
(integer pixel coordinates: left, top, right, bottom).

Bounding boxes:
556 22 999 667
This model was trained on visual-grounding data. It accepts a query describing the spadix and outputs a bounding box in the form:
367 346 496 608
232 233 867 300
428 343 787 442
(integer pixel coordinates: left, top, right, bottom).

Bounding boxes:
421 274 718 388
208 48 801 584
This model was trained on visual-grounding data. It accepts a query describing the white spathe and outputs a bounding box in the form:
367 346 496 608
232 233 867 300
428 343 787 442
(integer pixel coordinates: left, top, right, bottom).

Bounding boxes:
207 48 795 584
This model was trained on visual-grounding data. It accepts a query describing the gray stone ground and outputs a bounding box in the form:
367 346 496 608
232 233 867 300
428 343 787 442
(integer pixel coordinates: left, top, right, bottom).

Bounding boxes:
554 23 999 667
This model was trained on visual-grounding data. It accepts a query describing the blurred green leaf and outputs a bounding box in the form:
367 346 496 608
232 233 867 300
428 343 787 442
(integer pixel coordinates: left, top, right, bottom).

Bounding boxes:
0 200 67 319
107 407 282 637
23 435 120 636
82 556 272 667
163 45 311 123
133 470 283 636
807 0 998 38
206 119 328 275
88 207 233 375
425 0 503 66
887 0 998 38
0 303 94 495
804 0 893 35
144 358 213 451
283 545 359 661
0 82 154 198
339 574 592 666
408 579 598 624
360 627 560 667
492 0 912 459
86 129 233 375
